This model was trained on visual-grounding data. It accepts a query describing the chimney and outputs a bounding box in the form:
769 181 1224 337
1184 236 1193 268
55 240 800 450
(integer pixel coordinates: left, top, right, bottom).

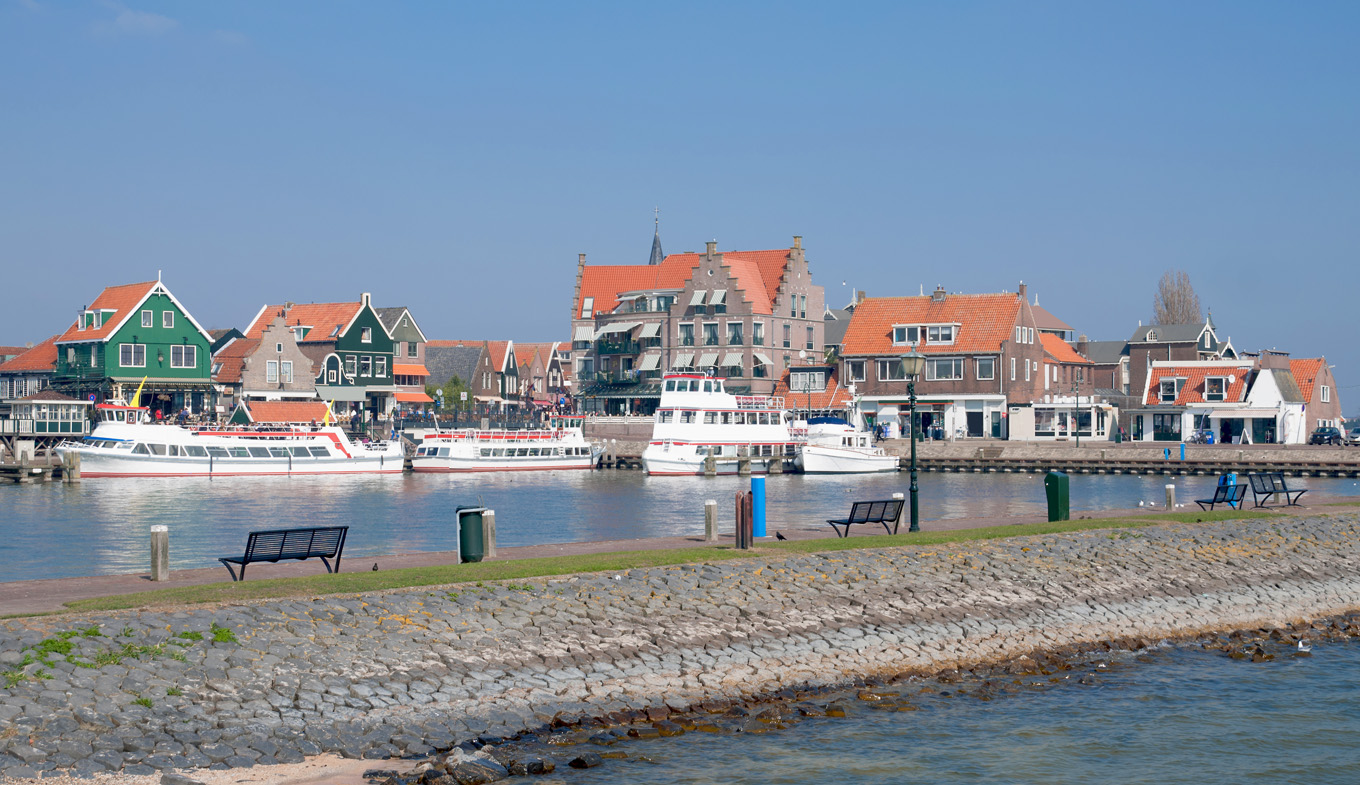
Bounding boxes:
361 292 371 308
285 301 295 310
578 253 586 266
856 289 866 304
932 285 947 303
706 240 717 255
1077 334 1089 357
792 235 802 250
1018 281 1027 299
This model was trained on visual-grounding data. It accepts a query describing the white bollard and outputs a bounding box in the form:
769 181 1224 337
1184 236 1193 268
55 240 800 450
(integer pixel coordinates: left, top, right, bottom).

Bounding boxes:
150 526 169 582
483 510 497 559
1165 484 1176 510
705 499 718 542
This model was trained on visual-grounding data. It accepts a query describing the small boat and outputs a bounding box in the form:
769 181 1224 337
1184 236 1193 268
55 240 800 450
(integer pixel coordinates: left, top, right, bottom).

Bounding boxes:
410 415 601 472
56 402 405 478
642 371 800 475
796 417 899 474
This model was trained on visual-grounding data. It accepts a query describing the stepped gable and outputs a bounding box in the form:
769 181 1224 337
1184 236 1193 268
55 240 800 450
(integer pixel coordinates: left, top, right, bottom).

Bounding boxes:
0 336 59 373
210 338 262 384
841 293 1023 356
575 247 795 318
246 302 363 342
55 281 158 342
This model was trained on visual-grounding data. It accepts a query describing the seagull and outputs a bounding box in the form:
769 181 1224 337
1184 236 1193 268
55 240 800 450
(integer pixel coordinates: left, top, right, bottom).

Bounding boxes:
1297 640 1312 653
775 532 788 541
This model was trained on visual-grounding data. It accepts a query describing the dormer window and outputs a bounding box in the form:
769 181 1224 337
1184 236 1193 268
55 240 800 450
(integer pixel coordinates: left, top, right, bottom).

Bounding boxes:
293 327 307 341
1159 378 1179 403
892 326 919 346
580 297 594 319
926 325 955 344
1147 330 1157 341
1205 377 1226 402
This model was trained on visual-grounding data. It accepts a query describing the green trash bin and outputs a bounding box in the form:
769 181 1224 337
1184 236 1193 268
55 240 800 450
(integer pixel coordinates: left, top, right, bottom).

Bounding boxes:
1044 471 1070 522
456 506 486 563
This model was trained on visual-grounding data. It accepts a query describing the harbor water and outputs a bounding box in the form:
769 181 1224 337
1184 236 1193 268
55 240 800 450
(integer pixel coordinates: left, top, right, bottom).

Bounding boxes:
544 638 1360 785
2 471 1358 582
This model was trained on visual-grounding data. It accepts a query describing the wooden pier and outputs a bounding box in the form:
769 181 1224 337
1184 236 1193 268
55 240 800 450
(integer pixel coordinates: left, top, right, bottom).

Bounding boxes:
0 451 81 484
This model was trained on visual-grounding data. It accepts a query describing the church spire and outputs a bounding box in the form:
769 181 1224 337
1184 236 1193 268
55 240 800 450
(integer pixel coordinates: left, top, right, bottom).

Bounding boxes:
648 207 664 265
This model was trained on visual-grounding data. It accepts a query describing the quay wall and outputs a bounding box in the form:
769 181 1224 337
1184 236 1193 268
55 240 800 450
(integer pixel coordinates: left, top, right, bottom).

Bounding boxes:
2 515 1359 776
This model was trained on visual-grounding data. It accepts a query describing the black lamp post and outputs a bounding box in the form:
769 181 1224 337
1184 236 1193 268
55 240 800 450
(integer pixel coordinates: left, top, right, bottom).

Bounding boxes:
900 345 926 532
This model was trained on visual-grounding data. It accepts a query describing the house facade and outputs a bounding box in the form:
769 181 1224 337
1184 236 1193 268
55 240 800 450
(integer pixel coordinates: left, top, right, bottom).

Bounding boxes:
212 316 318 411
0 336 58 405
570 236 825 413
423 341 486 411
839 284 1048 439
245 293 397 418
51 280 215 417
1289 357 1342 433
377 307 433 410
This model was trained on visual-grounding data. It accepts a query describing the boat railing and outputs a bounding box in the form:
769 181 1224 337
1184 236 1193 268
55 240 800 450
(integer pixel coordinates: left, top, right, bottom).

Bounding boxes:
428 428 571 442
735 395 784 410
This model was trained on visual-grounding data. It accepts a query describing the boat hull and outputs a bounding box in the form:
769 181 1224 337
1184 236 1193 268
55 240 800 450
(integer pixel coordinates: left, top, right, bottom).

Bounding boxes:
641 445 790 476
797 445 900 474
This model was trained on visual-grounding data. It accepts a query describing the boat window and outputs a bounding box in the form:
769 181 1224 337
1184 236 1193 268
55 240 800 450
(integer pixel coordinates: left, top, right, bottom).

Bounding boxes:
185 445 208 457
309 446 331 457
513 448 527 457
415 447 427 456
714 381 723 393
680 411 695 424
132 443 150 455
658 411 674 424
248 447 270 458
528 448 540 457
115 442 133 450
290 447 310 457
480 448 492 457
148 444 167 456
206 446 229 458
168 445 182 457
269 448 290 458
759 413 771 425
721 412 733 424
762 445 773 456
664 380 675 391
703 411 717 424
229 447 251 458
438 448 451 457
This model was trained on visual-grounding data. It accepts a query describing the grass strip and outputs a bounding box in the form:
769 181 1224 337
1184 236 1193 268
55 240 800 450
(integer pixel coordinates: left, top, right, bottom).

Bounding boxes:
58 509 1279 615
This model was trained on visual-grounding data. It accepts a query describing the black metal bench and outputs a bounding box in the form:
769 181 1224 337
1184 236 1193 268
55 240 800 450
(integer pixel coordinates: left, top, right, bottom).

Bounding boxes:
1195 484 1246 511
219 526 349 581
1247 472 1308 508
826 499 905 538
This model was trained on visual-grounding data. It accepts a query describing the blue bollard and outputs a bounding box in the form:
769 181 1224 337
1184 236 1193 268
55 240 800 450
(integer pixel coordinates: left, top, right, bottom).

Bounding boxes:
1164 447 1170 461
1180 442 1186 461
751 476 766 538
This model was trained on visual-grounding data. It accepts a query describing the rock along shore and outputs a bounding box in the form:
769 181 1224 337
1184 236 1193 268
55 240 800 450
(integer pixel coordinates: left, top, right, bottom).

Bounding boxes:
2 513 1359 780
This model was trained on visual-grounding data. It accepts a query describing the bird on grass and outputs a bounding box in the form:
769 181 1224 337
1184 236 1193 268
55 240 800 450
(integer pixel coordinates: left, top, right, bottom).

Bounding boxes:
372 563 378 571
775 532 787 541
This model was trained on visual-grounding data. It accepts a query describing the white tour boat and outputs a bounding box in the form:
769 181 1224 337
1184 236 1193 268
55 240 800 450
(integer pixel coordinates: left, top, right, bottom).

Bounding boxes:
796 417 900 474
56 403 405 478
642 371 801 476
410 415 601 472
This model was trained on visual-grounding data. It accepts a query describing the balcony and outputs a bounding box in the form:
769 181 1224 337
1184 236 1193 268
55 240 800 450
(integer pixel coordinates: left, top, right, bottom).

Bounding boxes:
596 339 640 356
593 370 643 385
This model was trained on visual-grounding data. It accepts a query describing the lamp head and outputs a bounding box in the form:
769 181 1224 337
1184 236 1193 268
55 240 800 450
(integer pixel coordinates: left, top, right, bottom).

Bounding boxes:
899 344 926 379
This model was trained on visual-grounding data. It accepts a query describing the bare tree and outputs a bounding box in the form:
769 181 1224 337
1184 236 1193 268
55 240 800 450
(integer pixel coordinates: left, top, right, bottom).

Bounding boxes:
1152 270 1202 325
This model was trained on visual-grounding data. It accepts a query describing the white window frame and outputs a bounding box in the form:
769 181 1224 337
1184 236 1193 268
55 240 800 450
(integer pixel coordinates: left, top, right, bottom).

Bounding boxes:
361 327 373 344
1010 357 1016 381
162 311 174 329
345 356 356 377
1322 385 1331 403
281 361 293 384
926 325 956 345
925 358 963 381
376 357 387 377
1025 358 1031 382
119 343 146 368
142 310 153 328
360 356 372 376
580 297 594 319
892 325 920 346
1160 379 1178 403
846 360 866 383
975 357 995 381
170 345 196 369
266 360 279 383
1205 377 1226 402
876 359 906 381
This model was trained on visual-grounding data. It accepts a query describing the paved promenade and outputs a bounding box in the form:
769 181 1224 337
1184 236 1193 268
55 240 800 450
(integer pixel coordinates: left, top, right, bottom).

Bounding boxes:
1 507 1358 781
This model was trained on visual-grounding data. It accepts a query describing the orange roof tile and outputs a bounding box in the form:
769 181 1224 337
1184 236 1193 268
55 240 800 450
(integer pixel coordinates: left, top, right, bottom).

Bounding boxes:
0 336 59 373
56 281 158 343
486 341 511 372
211 339 261 384
1289 358 1326 404
772 367 855 410
514 342 558 367
1040 333 1092 365
244 400 330 424
841 294 1023 357
426 339 484 349
575 248 796 318
246 302 362 341
1144 364 1251 406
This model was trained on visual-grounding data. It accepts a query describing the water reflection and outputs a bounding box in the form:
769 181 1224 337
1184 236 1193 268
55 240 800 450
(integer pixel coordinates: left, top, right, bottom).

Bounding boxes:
1 472 1355 581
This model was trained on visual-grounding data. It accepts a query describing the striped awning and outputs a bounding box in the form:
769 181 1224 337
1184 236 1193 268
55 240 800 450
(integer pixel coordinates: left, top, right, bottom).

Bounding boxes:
638 353 661 371
697 352 719 367
688 290 706 306
572 325 594 341
753 352 774 366
673 352 694 368
594 322 639 339
722 352 743 367
710 290 727 305
639 322 662 338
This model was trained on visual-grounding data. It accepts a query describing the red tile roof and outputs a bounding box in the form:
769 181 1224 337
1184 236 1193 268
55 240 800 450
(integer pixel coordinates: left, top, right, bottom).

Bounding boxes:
1289 358 1326 404
243 400 330 424
841 293 1023 356
487 340 511 372
211 338 261 384
514 342 558 367
426 340 484 348
575 248 795 318
772 366 855 410
246 303 362 341
0 346 30 356
56 281 158 343
0 336 59 373
1143 364 1251 406
1040 333 1092 365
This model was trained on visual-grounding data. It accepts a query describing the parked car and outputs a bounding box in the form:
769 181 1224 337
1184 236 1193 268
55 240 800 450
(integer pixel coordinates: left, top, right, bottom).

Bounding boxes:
1349 427 1360 446
1309 426 1345 445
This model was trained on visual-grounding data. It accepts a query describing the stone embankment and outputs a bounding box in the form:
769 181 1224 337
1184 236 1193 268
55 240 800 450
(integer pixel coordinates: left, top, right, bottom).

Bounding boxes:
2 514 1359 780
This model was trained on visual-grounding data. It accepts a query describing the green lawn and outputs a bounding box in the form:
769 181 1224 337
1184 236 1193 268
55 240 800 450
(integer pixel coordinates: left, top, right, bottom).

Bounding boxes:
55 509 1280 616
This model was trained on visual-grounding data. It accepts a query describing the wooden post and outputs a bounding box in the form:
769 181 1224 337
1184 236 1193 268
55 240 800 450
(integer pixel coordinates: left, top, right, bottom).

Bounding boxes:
1165 484 1176 510
482 510 497 558
704 499 718 542
150 526 169 582
704 453 716 476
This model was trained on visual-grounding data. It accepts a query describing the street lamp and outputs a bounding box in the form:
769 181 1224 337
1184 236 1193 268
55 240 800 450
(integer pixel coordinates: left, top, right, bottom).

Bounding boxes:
797 349 812 416
900 345 927 533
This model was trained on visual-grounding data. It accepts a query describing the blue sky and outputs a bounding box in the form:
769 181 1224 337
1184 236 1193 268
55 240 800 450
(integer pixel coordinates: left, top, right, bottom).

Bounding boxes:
3 2 1357 410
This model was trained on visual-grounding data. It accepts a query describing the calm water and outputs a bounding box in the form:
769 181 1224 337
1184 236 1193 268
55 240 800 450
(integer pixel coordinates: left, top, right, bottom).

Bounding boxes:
2 471 1358 581
546 640 1360 784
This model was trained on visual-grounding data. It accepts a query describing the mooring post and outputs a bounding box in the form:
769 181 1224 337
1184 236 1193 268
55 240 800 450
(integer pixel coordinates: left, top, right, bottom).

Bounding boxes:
1165 484 1176 510
150 526 170 582
705 499 718 542
482 509 497 559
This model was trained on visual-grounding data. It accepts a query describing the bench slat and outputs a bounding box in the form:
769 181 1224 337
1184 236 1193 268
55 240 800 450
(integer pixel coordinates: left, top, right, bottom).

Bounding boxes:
220 526 349 581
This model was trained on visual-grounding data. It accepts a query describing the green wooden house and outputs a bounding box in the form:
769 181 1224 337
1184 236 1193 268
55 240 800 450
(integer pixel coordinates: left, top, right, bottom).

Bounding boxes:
244 293 398 417
52 279 215 416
